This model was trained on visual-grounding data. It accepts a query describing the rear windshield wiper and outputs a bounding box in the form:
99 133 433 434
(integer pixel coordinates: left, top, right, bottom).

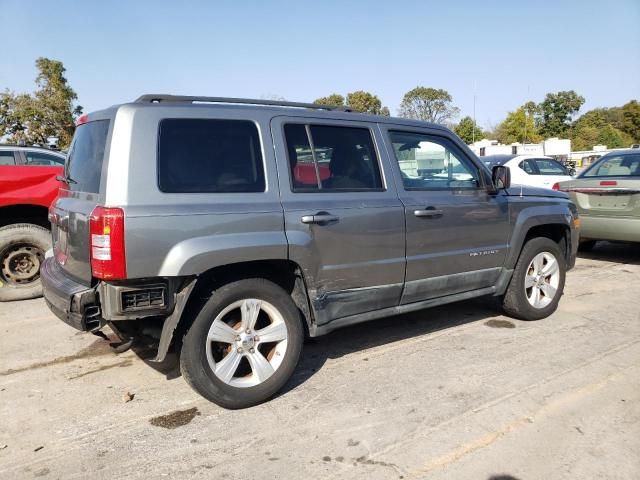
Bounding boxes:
56 174 77 185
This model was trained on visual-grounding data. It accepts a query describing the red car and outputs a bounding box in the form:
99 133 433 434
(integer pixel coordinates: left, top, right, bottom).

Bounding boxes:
0 145 65 301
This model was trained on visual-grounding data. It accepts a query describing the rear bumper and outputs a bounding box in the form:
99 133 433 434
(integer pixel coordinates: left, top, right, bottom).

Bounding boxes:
580 215 640 242
41 257 100 331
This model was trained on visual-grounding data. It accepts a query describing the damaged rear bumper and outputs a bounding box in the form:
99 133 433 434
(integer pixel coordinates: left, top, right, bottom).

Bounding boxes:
41 257 100 331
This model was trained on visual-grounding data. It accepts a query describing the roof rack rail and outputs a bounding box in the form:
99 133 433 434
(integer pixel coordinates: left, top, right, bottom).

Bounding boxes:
134 94 353 112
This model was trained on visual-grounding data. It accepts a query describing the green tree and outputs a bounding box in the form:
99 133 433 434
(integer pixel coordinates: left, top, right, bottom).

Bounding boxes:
538 90 585 138
454 116 484 144
495 106 541 144
313 91 390 115
398 87 460 124
597 124 633 148
621 100 640 142
313 94 345 107
345 91 389 115
570 105 635 150
0 58 82 148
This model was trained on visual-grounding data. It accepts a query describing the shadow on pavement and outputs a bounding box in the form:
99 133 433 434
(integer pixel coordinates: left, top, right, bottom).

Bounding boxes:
281 296 501 394
577 241 640 265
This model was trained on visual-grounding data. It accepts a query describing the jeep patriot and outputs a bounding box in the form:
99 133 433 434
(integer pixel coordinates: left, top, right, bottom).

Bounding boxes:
41 95 579 408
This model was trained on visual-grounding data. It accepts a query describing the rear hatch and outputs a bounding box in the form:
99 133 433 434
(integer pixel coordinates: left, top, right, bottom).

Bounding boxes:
50 117 111 286
559 151 640 218
560 178 640 216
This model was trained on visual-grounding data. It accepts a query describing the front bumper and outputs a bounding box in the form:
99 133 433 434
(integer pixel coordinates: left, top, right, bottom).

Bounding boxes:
41 257 100 331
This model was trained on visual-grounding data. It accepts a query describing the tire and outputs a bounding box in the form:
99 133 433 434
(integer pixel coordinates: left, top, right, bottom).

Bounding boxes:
0 224 51 302
502 237 566 321
578 240 597 252
180 278 304 409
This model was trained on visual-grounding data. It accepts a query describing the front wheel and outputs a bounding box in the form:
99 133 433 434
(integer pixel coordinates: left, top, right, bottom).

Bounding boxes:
502 237 566 321
180 278 304 409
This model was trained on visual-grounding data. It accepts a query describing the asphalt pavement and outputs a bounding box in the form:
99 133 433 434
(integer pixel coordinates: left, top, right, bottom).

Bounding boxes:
1 242 639 480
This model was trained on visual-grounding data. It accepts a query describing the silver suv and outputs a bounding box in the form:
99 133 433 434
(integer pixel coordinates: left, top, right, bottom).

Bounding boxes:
42 95 579 408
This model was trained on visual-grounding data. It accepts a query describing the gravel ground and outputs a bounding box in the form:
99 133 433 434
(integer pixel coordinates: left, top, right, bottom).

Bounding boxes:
1 242 639 480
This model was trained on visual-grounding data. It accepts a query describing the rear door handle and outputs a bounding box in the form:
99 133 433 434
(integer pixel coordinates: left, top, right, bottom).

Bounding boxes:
414 207 443 218
301 212 340 225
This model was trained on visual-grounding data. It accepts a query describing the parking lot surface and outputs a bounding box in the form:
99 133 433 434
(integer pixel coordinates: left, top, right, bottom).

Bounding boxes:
1 243 639 480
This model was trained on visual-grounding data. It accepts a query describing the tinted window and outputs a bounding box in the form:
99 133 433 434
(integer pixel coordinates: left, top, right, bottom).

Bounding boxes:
582 154 640 178
534 158 566 175
389 131 479 190
25 152 65 166
519 159 536 174
0 151 15 165
284 124 382 192
67 120 110 193
158 119 265 193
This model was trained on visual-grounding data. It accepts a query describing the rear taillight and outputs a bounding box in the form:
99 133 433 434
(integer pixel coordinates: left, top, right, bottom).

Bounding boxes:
552 182 560 191
600 180 617 186
89 206 126 280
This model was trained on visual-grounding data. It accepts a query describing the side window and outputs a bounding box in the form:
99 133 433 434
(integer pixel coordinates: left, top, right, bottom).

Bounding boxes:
158 119 265 193
284 124 383 192
388 131 479 190
25 152 65 166
534 158 566 175
0 151 16 165
519 159 536 174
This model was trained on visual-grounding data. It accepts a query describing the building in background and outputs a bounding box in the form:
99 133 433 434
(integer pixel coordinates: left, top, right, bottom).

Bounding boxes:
468 138 571 160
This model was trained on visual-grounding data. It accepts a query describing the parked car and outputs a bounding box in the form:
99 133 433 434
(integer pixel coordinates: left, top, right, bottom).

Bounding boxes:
0 144 65 301
557 149 640 250
41 95 579 408
482 154 574 190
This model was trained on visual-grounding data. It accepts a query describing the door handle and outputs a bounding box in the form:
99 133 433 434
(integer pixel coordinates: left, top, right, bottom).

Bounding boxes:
301 212 340 225
414 207 443 218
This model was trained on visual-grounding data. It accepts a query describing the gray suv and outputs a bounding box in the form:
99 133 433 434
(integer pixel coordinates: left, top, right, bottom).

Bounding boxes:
41 95 579 408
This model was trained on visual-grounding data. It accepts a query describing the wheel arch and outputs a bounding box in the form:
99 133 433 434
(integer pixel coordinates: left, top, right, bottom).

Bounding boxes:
155 259 315 362
506 207 573 270
0 204 50 229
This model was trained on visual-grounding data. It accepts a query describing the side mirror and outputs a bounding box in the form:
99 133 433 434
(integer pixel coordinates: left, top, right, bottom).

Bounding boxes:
568 168 577 177
492 165 511 190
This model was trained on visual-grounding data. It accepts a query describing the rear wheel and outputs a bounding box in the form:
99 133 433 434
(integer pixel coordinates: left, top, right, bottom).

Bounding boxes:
0 224 50 302
502 237 566 321
180 278 303 409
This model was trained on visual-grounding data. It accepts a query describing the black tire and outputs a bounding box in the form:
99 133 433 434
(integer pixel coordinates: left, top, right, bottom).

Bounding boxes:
0 224 51 302
502 237 566 321
180 278 304 409
578 240 597 252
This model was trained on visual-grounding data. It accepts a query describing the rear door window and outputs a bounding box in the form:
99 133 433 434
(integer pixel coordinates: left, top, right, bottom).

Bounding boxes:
284 123 382 192
25 152 65 166
158 119 265 193
519 159 537 174
0 151 16 165
66 120 110 193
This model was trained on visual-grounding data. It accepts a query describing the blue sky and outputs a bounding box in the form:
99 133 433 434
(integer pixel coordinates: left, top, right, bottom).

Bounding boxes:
1 0 639 128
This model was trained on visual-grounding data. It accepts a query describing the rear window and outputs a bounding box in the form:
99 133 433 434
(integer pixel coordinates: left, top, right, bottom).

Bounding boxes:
284 123 382 192
582 154 640 178
66 120 110 193
25 151 65 166
158 119 265 193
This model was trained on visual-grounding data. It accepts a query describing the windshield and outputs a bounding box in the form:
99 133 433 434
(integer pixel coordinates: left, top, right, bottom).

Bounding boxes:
581 153 640 178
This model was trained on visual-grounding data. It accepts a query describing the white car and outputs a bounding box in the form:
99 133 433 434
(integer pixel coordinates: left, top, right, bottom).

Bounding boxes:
482 154 574 190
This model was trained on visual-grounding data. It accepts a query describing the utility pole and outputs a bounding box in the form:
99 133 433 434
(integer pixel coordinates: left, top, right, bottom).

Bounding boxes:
473 80 477 144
